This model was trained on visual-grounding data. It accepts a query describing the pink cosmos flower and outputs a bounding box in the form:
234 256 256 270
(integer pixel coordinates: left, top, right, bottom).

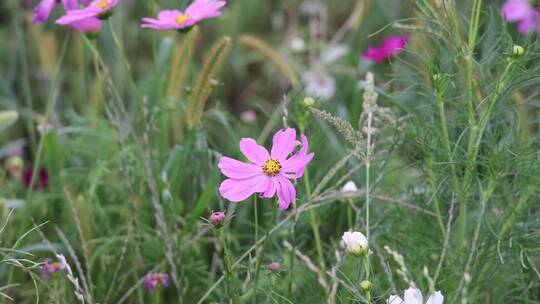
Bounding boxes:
33 0 79 24
144 272 169 292
141 0 226 31
56 0 119 26
218 128 314 211
39 258 67 279
361 35 409 63
501 0 540 33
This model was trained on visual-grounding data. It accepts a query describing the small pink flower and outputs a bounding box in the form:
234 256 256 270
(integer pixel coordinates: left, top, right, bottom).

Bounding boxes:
209 211 226 226
501 0 540 33
218 128 314 211
144 272 169 292
142 0 226 31
56 0 119 26
361 35 409 63
39 258 66 279
33 0 79 24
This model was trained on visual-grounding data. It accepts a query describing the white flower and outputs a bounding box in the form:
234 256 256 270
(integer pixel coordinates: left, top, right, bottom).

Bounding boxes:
341 231 368 256
388 287 444 304
302 69 336 99
341 181 358 193
291 37 305 52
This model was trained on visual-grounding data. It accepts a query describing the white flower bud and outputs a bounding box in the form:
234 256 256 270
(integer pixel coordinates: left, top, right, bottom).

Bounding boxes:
341 181 358 193
341 231 368 256
511 45 524 57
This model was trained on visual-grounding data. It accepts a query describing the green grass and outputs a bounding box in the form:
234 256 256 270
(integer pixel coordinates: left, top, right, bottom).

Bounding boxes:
1 0 539 303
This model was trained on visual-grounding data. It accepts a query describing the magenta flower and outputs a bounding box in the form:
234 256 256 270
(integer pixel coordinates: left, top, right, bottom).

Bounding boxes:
501 0 540 33
33 0 79 24
144 272 169 292
39 258 66 279
56 0 119 26
218 128 314 211
141 0 226 31
23 167 48 189
361 35 409 63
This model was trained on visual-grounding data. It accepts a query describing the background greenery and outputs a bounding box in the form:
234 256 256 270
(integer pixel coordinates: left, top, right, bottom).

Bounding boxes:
0 0 539 303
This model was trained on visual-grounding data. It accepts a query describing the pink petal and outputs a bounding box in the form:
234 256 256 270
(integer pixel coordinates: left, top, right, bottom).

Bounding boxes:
56 9 101 25
68 17 102 32
260 178 277 198
61 0 79 11
33 0 57 24
158 9 183 20
186 0 226 22
219 175 269 202
276 176 296 210
282 134 314 178
218 156 262 179
239 138 270 165
502 0 533 22
270 128 298 161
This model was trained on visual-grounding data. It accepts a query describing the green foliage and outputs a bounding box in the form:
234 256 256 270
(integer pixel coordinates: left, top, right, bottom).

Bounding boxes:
0 1 539 303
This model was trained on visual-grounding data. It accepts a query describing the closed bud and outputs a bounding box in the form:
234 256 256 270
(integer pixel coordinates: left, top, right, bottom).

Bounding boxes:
511 45 524 58
302 97 315 107
209 211 226 227
268 262 281 272
341 231 368 256
360 280 372 291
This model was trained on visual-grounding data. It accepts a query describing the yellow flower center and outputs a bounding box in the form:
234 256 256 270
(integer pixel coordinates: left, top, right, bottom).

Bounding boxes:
175 14 190 24
262 159 281 177
96 0 109 9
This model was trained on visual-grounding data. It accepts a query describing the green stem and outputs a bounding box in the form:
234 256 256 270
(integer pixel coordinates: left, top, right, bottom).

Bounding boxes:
220 229 237 303
457 57 516 249
252 199 276 304
362 256 371 304
25 34 71 202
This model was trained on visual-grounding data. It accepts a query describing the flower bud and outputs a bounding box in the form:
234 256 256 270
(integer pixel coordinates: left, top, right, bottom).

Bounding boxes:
341 231 368 256
209 211 226 227
511 45 524 58
360 280 372 291
240 110 257 123
268 262 281 272
302 97 315 107
341 181 358 193
5 156 24 181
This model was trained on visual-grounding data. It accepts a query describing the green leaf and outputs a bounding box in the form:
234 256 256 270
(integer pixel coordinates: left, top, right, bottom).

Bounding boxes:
0 111 19 133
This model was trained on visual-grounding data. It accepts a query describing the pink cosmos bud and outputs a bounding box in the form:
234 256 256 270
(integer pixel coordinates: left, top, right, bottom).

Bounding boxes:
209 211 226 226
240 110 257 123
268 262 281 272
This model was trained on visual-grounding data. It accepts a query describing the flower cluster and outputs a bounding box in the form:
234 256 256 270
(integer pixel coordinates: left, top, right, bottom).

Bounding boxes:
501 0 540 34
218 128 314 211
144 272 170 292
388 287 444 304
39 258 66 279
362 35 409 63
32 0 225 35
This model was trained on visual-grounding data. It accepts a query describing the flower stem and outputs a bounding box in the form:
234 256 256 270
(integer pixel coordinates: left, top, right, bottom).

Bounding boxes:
219 228 237 303
252 199 276 304
362 255 371 304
